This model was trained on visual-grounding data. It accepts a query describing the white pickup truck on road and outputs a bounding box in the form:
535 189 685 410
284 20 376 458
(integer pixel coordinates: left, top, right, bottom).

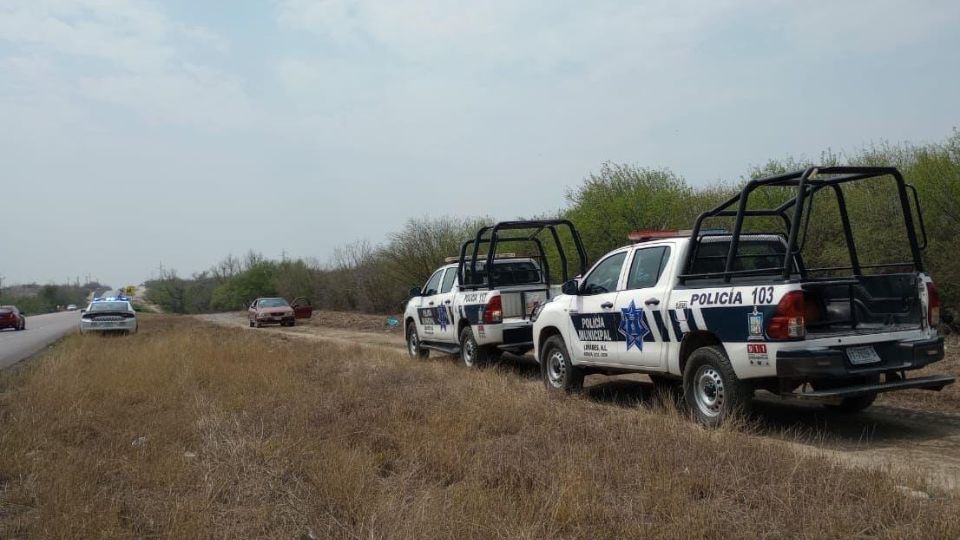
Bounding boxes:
404 220 588 367
532 166 954 425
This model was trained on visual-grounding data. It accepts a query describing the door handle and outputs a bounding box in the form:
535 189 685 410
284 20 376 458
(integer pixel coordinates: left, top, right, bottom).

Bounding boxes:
600 302 614 309
444 300 451 305
644 298 660 306
428 301 435 306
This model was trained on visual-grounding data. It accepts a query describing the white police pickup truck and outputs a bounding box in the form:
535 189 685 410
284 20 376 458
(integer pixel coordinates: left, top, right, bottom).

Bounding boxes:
532 166 954 425
405 220 588 367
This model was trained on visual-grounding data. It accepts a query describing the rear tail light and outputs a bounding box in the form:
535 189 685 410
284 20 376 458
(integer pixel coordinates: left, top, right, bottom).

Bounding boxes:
927 281 941 327
482 295 503 324
767 291 806 340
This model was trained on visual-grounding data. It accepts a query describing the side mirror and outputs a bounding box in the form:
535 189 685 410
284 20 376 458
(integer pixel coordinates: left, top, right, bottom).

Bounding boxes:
408 287 422 298
561 279 580 296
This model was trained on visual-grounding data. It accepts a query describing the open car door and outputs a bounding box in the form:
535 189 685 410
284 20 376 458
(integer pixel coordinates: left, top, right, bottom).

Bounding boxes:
291 297 313 319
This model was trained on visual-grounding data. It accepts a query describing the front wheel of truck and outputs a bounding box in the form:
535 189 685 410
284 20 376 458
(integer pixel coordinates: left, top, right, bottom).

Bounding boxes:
683 346 752 427
541 335 583 393
406 322 429 359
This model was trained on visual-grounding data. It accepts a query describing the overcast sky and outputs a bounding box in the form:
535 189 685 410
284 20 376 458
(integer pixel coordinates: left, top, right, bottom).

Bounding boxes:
2 0 959 287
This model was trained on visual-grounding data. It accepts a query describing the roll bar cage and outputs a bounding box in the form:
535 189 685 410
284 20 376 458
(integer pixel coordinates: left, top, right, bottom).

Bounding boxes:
679 166 928 284
457 220 589 291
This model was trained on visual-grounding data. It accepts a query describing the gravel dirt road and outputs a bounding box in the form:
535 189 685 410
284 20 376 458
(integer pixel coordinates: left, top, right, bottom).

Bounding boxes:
198 311 405 351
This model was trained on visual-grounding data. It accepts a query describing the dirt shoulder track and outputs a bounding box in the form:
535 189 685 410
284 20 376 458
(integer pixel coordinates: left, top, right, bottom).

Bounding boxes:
198 311 405 351
199 312 960 492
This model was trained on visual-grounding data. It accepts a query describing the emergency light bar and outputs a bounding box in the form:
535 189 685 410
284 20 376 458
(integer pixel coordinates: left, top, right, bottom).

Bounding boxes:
628 228 727 243
628 229 684 242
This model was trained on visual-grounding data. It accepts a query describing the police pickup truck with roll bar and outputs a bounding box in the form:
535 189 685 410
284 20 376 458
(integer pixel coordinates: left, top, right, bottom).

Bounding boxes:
531 166 953 425
404 220 588 367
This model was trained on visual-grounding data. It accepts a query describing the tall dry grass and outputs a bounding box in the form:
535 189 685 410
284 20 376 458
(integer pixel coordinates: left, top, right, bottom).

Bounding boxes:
1 315 958 538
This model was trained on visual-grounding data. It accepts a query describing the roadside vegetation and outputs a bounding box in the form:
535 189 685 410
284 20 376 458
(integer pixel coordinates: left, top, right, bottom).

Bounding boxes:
0 282 108 314
1 316 958 538
147 129 960 328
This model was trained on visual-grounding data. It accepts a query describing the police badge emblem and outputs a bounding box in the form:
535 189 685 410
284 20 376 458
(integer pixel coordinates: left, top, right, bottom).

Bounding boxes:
618 300 650 351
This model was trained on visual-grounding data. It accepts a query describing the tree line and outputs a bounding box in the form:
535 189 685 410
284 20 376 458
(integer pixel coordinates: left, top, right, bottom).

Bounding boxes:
0 282 109 314
147 130 960 325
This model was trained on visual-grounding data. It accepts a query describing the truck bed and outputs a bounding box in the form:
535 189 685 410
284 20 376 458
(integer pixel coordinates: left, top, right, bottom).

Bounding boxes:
803 273 923 337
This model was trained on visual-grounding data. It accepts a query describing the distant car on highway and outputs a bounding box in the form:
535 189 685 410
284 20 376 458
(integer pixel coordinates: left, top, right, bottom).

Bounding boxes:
0 306 26 331
66 304 78 311
79 300 138 335
248 297 295 328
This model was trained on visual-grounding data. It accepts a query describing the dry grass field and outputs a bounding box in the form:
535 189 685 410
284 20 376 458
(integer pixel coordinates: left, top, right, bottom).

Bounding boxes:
2 315 959 538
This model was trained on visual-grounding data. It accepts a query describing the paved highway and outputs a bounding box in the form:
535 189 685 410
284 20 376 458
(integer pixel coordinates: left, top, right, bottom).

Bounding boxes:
0 311 78 369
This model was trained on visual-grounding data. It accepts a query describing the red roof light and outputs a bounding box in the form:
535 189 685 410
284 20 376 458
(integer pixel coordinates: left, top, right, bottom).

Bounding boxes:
628 229 685 242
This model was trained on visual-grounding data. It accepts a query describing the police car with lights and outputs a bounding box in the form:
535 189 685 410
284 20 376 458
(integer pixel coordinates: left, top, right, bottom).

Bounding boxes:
532 166 954 425
79 295 138 335
404 220 588 367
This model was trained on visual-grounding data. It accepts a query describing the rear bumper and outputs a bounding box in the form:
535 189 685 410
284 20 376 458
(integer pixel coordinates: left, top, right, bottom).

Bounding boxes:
500 325 533 346
777 336 945 378
80 319 137 332
776 336 954 398
473 319 534 351
793 375 955 399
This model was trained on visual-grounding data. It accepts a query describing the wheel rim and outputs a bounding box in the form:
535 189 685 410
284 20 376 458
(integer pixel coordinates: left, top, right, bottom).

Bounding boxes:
462 336 476 367
546 350 566 388
408 329 418 357
693 365 725 418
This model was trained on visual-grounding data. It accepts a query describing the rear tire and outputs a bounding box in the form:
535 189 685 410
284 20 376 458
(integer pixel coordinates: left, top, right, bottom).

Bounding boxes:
459 326 494 368
683 346 752 427
814 375 879 413
249 320 254 328
827 393 877 413
406 322 429 359
541 335 583 393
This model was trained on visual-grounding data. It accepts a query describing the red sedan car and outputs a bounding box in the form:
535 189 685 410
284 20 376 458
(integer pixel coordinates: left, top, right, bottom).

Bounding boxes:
248 297 295 328
0 305 26 331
